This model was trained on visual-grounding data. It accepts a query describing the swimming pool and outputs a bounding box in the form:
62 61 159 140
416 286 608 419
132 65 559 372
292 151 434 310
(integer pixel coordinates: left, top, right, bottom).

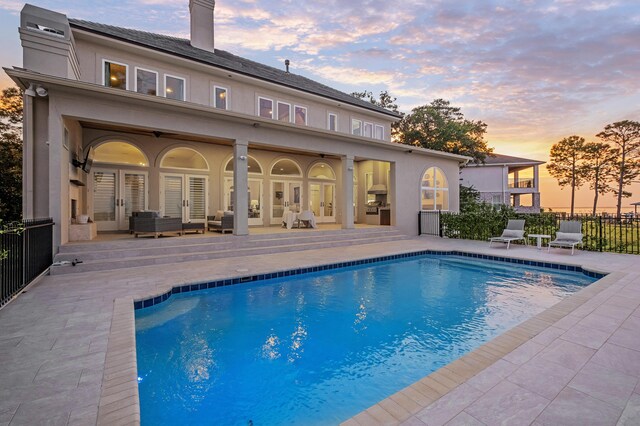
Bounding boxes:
135 254 597 425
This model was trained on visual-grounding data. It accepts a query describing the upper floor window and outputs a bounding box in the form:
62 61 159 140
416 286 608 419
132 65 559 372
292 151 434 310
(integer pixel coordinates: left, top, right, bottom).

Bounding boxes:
375 125 384 140
214 86 228 109
165 75 185 101
421 167 449 211
259 97 273 119
328 113 337 131
103 60 127 90
277 102 291 122
351 119 362 136
294 106 307 125
364 122 373 138
135 67 157 96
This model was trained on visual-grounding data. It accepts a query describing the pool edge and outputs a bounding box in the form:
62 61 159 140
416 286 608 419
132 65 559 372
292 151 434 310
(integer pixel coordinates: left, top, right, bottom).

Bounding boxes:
98 248 611 426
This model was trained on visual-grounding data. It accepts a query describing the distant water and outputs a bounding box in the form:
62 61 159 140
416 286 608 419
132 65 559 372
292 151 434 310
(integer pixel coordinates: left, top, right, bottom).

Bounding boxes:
544 206 637 214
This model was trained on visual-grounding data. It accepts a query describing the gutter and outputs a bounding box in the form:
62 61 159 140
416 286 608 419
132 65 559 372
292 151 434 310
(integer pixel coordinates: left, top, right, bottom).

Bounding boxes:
4 67 472 163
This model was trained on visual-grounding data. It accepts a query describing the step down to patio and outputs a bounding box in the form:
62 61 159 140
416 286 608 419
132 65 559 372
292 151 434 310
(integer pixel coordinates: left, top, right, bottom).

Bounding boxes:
52 227 410 275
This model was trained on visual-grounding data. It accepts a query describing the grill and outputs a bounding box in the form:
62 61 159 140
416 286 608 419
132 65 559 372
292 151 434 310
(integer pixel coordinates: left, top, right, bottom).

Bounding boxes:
366 201 383 215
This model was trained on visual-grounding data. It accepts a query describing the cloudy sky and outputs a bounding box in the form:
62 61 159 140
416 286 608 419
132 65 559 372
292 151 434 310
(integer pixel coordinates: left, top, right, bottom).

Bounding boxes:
1 0 639 211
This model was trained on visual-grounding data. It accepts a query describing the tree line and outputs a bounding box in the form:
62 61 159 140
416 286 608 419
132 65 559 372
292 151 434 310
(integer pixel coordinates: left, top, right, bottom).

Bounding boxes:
547 122 640 217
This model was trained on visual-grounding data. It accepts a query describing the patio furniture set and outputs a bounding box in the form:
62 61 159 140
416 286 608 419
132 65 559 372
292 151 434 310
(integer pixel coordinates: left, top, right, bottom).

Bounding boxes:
489 220 583 254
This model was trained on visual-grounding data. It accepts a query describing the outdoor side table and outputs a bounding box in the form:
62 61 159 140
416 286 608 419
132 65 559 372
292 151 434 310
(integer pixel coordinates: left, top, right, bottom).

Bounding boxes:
528 234 551 250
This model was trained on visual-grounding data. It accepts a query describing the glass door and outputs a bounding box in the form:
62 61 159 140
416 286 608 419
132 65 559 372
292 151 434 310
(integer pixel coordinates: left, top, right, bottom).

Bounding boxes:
93 169 148 231
225 177 264 226
93 170 117 231
271 180 302 224
162 174 208 223
162 174 184 220
309 182 335 223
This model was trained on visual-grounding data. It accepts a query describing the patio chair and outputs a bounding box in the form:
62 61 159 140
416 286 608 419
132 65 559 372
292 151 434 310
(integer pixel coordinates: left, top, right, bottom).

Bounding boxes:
489 219 527 250
207 210 234 234
548 220 583 255
131 211 183 238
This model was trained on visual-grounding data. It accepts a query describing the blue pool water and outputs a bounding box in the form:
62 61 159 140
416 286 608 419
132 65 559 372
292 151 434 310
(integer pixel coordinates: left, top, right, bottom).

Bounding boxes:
135 255 596 425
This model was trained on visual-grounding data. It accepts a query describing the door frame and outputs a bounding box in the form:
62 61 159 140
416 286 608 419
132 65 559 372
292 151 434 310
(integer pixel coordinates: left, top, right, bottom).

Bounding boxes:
309 181 336 223
160 172 209 223
224 177 264 226
270 179 303 225
90 167 149 231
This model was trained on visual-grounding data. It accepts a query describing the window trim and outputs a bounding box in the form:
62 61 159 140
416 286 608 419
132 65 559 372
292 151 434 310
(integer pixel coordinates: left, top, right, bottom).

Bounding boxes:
277 101 292 122
213 85 229 110
328 112 338 131
257 96 274 119
102 59 128 90
294 105 308 125
351 118 363 136
164 73 186 101
374 124 384 140
133 66 158 96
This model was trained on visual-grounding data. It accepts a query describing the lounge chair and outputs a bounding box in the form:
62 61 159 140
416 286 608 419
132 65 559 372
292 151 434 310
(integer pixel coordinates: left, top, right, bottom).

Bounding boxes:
207 210 234 234
548 220 583 255
489 219 527 250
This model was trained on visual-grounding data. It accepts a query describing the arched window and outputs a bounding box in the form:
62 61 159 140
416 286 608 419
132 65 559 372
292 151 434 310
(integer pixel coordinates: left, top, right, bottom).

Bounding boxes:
270 159 302 177
308 162 335 180
160 147 208 170
421 167 449 211
94 141 148 166
225 156 263 174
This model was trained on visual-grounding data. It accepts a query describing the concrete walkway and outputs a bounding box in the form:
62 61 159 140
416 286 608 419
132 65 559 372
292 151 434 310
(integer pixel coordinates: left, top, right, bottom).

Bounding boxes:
0 237 638 425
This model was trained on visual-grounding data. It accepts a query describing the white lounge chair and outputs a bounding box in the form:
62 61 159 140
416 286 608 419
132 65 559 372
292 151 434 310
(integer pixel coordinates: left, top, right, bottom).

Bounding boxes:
489 219 527 250
548 220 583 255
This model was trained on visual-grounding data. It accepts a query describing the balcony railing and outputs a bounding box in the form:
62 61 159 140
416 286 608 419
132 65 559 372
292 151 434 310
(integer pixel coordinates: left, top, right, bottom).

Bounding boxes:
508 178 534 189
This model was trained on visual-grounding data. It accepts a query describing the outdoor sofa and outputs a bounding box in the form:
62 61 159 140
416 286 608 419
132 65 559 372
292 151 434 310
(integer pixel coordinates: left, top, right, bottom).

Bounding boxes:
207 210 234 233
130 211 183 238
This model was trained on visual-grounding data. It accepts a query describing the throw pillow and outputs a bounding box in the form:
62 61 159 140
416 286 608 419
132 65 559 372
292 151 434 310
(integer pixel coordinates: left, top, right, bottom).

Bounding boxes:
501 229 524 238
556 232 582 242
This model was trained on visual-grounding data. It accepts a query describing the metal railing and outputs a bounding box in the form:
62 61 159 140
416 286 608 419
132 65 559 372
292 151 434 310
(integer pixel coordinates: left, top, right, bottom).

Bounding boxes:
1 218 54 308
508 178 535 189
418 211 640 255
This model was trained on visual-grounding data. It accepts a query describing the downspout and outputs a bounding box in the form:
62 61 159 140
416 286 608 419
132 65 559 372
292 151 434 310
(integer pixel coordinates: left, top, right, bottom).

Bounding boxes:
23 84 35 219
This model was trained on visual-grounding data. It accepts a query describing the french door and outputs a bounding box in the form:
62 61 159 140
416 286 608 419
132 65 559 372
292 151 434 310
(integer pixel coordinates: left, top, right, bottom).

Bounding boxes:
92 169 148 231
270 180 303 225
309 182 335 223
161 173 208 223
223 177 264 226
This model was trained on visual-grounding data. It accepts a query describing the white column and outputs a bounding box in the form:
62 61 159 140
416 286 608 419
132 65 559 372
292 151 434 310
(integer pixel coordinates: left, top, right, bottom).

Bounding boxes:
48 99 66 248
533 165 539 190
341 155 354 229
23 92 34 219
389 162 396 226
233 139 249 236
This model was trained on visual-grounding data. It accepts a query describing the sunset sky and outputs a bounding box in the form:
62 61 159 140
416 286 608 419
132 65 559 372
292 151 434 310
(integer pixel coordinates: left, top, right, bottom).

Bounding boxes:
1 0 639 211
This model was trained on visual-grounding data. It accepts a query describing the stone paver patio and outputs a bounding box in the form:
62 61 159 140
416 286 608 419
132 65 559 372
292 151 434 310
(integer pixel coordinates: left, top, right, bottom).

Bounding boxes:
1 236 639 425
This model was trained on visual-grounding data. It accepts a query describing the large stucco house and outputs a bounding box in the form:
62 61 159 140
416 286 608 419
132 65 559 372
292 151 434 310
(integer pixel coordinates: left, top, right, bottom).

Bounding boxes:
5 2 468 250
460 153 544 213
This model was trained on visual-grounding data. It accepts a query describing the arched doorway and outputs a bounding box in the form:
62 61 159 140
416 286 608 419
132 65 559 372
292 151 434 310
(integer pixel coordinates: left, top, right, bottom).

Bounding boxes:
90 141 149 231
270 158 303 225
224 156 264 226
159 147 209 223
308 162 336 223
420 166 449 211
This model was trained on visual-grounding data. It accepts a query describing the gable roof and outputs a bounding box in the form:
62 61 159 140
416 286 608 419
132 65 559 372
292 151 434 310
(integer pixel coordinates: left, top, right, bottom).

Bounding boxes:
68 19 401 119
482 153 545 166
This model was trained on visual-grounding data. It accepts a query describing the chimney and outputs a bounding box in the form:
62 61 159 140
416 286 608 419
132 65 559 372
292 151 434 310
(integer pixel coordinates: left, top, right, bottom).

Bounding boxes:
189 0 215 51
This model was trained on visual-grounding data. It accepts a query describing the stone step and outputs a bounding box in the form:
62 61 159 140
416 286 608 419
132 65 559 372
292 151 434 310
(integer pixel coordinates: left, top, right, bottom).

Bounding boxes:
55 229 405 262
51 233 410 275
58 226 401 253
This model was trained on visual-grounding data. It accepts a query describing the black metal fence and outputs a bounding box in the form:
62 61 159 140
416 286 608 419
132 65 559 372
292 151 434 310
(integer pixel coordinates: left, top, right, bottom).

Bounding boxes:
1 218 54 308
418 211 640 255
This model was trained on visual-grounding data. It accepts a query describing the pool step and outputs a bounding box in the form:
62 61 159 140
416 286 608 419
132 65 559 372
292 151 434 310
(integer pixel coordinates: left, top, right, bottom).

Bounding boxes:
52 228 410 275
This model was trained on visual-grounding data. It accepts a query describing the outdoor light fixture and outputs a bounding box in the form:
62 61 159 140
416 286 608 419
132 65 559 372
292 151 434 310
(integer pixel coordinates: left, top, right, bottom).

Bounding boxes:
238 155 247 161
24 84 36 97
35 87 48 97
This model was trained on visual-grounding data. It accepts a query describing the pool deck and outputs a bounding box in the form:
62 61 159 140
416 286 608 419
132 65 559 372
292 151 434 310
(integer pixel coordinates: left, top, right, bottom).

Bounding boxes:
0 236 639 425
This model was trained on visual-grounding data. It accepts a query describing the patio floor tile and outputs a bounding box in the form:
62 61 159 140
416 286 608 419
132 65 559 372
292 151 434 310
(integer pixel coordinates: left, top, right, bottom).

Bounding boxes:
535 387 621 426
537 339 596 372
567 360 637 409
590 343 640 378
465 381 549 425
506 356 576 400
617 393 640 426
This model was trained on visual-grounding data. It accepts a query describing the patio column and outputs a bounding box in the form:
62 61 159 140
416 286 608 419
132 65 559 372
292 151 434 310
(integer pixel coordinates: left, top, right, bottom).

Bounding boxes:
233 139 249 236
533 165 539 189
341 155 355 229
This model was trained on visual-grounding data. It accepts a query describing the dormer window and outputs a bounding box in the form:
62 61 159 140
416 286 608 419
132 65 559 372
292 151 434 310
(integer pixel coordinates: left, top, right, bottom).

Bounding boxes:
165 75 185 101
103 60 127 90
214 86 228 109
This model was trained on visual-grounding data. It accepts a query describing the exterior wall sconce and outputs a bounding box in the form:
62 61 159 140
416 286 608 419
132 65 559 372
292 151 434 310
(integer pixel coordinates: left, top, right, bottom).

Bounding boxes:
238 155 247 161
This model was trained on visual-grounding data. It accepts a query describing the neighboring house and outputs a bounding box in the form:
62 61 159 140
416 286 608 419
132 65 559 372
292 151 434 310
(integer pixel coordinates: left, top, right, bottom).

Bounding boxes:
5 2 468 250
460 154 544 213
